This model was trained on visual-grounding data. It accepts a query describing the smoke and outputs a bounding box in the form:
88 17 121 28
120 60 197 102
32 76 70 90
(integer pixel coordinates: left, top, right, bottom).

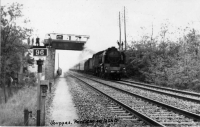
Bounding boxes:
78 47 96 61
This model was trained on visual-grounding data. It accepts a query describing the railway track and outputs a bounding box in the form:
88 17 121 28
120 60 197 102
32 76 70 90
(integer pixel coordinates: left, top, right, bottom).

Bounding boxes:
119 80 200 102
69 73 163 127
70 72 200 127
75 71 200 100
72 71 200 115
76 71 200 115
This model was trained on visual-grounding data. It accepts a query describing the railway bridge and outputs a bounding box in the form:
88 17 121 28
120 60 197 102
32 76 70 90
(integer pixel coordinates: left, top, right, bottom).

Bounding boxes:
32 33 90 81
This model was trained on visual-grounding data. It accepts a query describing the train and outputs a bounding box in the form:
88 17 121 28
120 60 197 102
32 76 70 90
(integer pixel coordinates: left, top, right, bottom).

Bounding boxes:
73 46 126 80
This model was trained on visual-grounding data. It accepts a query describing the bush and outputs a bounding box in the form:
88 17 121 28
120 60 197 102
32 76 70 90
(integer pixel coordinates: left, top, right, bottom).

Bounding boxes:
192 83 200 92
127 27 200 92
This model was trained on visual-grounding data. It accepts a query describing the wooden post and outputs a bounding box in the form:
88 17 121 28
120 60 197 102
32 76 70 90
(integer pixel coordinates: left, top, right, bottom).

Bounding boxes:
37 72 41 126
24 108 29 126
41 95 46 126
36 59 44 126
49 82 52 93
40 80 48 126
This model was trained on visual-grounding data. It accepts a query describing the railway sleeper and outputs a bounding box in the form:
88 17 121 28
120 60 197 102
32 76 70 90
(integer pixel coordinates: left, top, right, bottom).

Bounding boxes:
109 110 127 113
149 114 186 118
132 105 155 108
107 106 121 109
161 122 197 125
107 108 122 110
155 117 190 120
150 114 183 116
117 114 134 117
122 118 139 121
107 104 143 122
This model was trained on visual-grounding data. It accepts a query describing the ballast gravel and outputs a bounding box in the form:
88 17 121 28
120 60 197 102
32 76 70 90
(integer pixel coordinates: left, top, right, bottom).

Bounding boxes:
76 72 200 115
66 75 142 127
75 75 200 127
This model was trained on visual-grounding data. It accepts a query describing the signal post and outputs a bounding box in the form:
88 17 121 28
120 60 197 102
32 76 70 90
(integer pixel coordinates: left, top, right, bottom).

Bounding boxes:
33 47 48 126
36 59 43 126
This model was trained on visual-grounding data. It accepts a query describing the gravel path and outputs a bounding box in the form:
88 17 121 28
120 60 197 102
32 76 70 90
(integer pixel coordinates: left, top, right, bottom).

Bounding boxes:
52 78 79 124
45 78 79 126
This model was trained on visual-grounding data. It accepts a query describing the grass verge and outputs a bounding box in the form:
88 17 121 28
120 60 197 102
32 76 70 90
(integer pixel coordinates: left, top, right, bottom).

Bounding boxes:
0 86 37 126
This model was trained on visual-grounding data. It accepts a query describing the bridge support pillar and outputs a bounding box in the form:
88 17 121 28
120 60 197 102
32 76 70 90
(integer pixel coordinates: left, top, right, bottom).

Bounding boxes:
45 47 55 80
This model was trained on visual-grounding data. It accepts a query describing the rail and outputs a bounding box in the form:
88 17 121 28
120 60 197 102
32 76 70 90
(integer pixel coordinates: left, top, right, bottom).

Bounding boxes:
69 73 165 127
72 72 200 121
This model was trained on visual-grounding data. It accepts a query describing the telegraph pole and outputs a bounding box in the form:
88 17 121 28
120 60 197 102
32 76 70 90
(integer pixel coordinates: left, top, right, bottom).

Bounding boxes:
124 6 127 51
119 12 121 46
0 0 1 82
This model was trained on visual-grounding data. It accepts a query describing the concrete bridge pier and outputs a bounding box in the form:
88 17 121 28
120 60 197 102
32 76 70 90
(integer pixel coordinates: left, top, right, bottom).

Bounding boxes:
45 47 56 82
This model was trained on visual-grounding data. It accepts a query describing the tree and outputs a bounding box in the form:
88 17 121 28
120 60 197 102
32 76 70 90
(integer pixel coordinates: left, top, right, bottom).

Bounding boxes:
1 3 33 103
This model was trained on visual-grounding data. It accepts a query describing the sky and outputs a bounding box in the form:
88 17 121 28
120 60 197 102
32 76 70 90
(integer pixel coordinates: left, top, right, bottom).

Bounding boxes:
2 0 200 73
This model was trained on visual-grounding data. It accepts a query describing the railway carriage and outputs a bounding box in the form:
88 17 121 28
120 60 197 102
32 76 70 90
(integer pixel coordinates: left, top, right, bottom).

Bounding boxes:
84 58 94 74
84 58 90 72
73 60 85 71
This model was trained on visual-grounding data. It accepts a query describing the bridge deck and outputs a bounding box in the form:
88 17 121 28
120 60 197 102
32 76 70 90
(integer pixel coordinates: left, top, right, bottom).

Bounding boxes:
43 39 86 50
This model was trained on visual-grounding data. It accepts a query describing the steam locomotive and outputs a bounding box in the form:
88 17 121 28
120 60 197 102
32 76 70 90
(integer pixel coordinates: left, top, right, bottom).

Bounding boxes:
75 47 126 80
